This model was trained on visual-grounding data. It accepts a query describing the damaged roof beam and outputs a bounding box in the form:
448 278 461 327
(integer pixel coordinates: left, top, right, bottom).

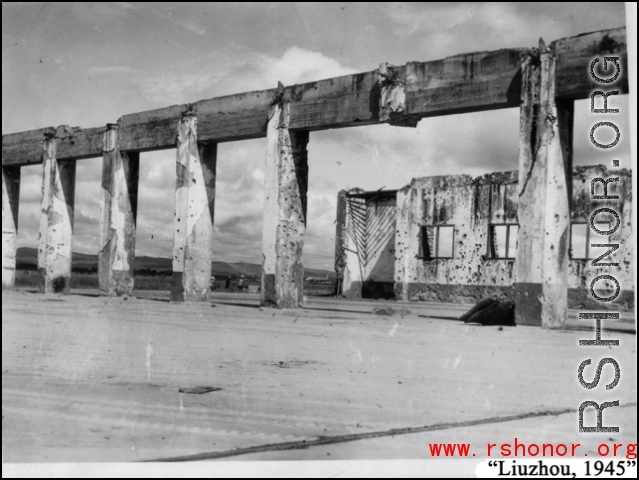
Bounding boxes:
1 27 628 167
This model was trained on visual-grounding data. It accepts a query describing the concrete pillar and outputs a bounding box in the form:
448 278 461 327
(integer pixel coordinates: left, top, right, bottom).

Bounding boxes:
261 102 309 308
514 41 573 328
171 113 217 302
334 190 348 296
2 166 21 290
99 123 140 297
38 129 76 294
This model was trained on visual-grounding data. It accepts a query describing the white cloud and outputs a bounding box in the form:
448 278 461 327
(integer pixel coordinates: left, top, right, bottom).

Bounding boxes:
138 46 358 106
258 46 359 86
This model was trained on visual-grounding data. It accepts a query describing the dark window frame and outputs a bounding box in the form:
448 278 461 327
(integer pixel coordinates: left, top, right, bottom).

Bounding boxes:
418 225 455 260
487 223 519 260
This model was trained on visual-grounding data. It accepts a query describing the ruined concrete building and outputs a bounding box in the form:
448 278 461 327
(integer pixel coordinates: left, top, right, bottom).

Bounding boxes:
335 166 634 313
2 26 629 329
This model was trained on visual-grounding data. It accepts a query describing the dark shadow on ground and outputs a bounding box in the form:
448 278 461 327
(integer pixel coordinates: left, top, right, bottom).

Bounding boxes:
73 293 102 299
418 315 462 321
212 301 261 309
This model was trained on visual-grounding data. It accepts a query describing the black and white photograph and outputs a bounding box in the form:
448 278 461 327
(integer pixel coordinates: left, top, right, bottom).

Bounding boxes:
2 2 637 477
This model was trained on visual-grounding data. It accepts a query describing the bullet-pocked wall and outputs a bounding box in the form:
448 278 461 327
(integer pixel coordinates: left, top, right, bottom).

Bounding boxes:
336 166 633 311
394 171 519 304
569 166 634 311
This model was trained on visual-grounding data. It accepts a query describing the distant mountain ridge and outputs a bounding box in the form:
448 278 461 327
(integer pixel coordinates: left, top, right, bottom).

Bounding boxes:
15 247 335 279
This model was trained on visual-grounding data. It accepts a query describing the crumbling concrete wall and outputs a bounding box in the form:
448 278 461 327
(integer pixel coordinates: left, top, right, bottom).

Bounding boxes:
568 165 633 311
339 166 633 310
394 172 519 303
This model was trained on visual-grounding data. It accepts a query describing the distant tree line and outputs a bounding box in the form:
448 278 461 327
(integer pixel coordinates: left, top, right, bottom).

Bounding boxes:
17 262 332 285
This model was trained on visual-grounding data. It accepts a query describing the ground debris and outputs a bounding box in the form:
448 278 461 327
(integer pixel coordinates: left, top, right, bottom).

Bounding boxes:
271 360 322 369
372 307 412 317
178 386 223 395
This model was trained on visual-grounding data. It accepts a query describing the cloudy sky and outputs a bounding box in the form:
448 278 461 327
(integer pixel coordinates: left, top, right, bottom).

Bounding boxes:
2 2 630 270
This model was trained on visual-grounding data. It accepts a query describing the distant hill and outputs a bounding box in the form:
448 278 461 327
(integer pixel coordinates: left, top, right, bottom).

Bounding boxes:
16 247 335 280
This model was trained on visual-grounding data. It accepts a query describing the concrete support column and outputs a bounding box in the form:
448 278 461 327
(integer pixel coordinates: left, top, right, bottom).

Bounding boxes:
38 129 76 294
2 166 21 290
514 41 573 328
334 190 348 296
171 113 217 302
261 102 309 308
99 123 140 297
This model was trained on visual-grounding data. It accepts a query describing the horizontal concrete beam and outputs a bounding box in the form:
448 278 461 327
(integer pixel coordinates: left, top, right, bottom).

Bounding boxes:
2 126 106 168
554 27 628 99
2 27 627 167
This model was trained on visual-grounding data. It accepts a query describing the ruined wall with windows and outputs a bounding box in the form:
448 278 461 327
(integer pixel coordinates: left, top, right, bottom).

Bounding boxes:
394 171 520 303
336 166 633 310
568 166 633 310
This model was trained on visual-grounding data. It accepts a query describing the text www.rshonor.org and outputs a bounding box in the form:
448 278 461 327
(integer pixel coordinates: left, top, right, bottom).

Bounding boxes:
428 440 637 458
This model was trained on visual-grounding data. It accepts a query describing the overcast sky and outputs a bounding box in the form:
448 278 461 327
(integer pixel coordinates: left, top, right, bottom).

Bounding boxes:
2 2 630 269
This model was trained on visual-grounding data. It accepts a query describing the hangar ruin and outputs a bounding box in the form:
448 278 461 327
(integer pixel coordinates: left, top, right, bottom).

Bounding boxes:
1 27 630 329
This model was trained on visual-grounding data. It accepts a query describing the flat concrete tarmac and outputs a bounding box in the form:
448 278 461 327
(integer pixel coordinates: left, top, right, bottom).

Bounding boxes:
2 290 636 464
